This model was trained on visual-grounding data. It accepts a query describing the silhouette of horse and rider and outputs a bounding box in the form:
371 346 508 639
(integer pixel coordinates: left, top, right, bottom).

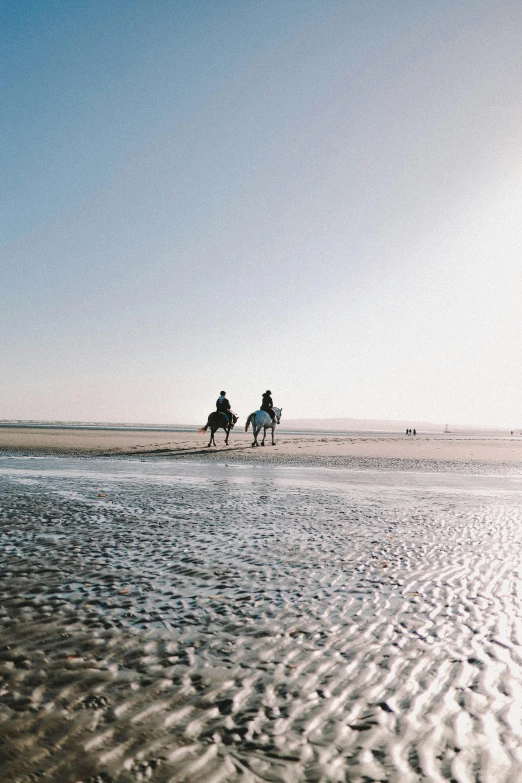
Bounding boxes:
199 390 282 447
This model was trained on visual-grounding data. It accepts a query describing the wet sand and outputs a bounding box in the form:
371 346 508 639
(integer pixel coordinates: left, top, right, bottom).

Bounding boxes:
2 455 522 782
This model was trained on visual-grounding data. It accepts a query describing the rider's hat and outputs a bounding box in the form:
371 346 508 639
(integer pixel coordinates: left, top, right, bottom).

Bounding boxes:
265 390 271 394
220 390 226 395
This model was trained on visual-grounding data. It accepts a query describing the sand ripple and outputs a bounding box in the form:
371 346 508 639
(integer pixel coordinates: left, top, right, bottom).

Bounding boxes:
1 457 522 782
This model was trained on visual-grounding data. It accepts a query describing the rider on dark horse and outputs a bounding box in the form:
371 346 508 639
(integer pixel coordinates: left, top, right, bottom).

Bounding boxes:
216 391 232 424
260 390 276 422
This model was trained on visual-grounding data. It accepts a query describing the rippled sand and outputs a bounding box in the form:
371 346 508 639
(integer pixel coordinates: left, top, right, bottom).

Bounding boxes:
2 456 522 782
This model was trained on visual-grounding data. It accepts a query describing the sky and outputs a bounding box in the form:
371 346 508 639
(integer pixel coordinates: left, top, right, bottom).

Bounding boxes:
2 0 522 427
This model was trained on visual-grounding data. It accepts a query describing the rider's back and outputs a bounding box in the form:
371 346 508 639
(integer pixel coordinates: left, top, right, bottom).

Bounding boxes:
216 396 230 412
261 392 273 410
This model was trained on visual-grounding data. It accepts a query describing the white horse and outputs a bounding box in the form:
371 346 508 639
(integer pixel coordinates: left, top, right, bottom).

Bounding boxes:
245 407 282 446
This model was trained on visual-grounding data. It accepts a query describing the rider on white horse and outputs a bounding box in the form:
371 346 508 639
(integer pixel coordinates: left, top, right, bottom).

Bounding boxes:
245 397 282 447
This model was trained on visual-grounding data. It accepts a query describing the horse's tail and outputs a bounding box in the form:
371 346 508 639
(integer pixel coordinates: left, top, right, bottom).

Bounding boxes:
198 415 210 433
245 413 253 432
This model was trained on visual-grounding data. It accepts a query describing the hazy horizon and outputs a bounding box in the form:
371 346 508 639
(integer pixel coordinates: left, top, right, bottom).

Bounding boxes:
1 415 519 433
3 1 521 428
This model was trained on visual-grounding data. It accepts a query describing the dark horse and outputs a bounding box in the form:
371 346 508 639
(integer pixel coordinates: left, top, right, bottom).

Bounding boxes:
199 411 238 447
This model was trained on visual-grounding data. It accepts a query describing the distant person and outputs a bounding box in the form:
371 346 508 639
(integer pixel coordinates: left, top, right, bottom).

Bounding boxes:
261 390 276 422
511 431 514 436
413 428 416 436
405 428 409 435
216 391 232 423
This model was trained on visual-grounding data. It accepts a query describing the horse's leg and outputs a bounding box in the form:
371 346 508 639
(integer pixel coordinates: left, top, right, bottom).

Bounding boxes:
261 426 266 446
252 425 259 446
225 425 230 445
207 428 212 447
271 424 276 445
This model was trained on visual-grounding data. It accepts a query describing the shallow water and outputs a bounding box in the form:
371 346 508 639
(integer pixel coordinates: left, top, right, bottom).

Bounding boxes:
2 455 522 782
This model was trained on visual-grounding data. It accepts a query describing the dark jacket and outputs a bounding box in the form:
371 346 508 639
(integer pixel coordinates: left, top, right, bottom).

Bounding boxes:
261 393 273 411
216 396 231 413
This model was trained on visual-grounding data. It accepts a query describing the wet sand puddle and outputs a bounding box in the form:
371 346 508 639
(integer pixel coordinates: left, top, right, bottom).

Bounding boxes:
1 456 522 782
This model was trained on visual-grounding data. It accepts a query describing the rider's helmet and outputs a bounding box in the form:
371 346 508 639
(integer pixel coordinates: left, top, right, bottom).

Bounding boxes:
265 390 271 395
220 391 226 395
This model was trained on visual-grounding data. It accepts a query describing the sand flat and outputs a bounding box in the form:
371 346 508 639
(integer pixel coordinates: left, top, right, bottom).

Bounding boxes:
1 455 522 782
1 425 522 464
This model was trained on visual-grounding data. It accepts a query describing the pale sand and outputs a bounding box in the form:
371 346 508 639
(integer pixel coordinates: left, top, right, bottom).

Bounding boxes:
1 426 522 464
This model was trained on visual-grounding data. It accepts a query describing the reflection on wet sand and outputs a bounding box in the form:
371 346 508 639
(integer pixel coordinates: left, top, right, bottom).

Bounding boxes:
1 456 522 782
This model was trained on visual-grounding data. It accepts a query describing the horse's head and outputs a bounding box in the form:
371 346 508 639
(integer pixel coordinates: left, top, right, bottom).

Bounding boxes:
274 407 282 424
231 413 239 427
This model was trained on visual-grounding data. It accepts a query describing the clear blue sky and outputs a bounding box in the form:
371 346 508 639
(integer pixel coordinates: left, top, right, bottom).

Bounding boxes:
2 0 522 425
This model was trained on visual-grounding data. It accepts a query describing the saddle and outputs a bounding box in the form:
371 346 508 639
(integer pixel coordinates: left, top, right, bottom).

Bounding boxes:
218 410 237 425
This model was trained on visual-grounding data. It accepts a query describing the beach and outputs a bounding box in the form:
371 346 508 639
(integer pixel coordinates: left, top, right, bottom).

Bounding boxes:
1 425 522 468
6 0 522 780
1 446 522 782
